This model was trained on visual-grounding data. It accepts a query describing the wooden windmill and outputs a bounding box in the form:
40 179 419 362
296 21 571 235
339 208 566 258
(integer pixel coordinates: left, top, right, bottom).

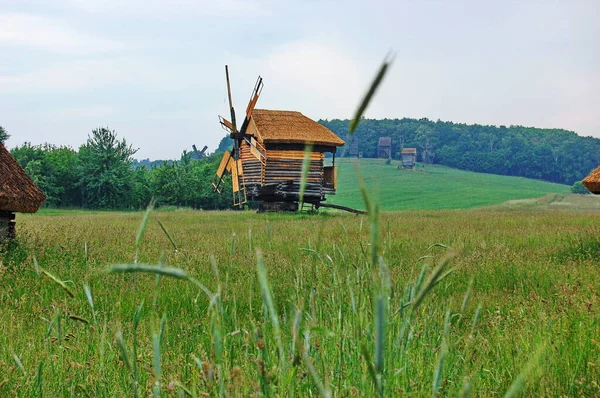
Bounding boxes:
212 65 346 212
191 144 208 160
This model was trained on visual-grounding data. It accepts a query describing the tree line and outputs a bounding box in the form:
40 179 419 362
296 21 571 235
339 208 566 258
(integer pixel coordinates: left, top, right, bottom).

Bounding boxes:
7 127 232 210
320 118 600 185
4 117 598 211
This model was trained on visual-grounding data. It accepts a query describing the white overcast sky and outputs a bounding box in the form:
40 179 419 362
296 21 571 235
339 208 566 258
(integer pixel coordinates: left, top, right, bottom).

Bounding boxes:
1 0 598 159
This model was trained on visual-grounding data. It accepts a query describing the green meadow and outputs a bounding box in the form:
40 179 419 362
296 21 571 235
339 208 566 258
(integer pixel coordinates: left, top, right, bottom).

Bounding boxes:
1 205 599 396
331 159 571 211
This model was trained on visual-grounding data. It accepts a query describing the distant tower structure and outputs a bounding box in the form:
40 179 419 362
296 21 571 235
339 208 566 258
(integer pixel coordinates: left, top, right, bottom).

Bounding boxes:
377 137 392 158
400 148 417 169
342 134 359 157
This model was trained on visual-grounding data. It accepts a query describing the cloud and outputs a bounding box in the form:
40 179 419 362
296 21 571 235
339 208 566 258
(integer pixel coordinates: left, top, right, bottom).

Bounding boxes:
0 59 128 92
0 56 207 93
68 0 271 18
50 105 114 119
0 12 124 53
257 40 365 119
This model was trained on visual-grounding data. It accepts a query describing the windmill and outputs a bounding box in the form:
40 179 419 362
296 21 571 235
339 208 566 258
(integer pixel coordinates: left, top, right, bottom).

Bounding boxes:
212 65 358 212
191 144 208 159
212 65 266 207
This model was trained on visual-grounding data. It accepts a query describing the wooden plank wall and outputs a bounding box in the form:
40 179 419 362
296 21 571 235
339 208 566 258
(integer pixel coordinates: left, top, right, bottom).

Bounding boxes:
240 141 263 187
264 150 324 185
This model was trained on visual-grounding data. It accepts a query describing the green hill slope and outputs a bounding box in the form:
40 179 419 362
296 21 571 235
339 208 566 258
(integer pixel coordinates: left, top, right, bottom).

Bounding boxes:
328 158 570 211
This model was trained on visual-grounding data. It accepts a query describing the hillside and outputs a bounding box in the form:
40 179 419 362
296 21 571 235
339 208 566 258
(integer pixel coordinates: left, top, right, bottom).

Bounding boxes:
485 193 600 211
320 118 600 185
327 158 570 211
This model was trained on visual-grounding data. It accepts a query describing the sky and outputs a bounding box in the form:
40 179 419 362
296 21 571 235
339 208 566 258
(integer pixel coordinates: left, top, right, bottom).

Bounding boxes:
1 0 599 160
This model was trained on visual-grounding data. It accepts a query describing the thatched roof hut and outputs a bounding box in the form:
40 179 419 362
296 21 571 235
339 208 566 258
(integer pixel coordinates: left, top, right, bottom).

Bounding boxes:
582 166 600 194
0 143 46 213
250 110 344 146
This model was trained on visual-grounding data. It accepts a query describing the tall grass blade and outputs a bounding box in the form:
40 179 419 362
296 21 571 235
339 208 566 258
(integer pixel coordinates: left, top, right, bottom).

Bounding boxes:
472 304 482 330
411 254 454 312
159 313 167 343
432 345 447 397
12 353 26 376
432 309 450 397
40 268 74 298
32 254 40 276
56 311 62 344
361 343 381 395
156 219 178 251
152 332 161 398
100 320 107 371
299 143 314 203
459 380 472 398
174 381 193 397
83 283 97 324
68 315 90 325
83 284 94 310
132 301 144 397
461 277 474 314
504 344 546 398
375 294 385 374
256 250 284 366
115 331 132 372
36 360 43 395
302 350 331 398
353 162 371 214
153 252 165 308
110 264 187 279
210 254 220 286
136 198 155 247
133 301 144 330
349 53 394 133
230 232 236 256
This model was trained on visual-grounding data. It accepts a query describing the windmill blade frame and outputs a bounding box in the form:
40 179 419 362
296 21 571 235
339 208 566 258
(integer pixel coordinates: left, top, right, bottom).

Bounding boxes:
213 65 264 208
240 76 264 134
212 149 234 193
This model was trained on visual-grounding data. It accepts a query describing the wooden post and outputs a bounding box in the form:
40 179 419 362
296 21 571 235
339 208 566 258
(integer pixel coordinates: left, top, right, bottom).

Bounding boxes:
0 211 16 243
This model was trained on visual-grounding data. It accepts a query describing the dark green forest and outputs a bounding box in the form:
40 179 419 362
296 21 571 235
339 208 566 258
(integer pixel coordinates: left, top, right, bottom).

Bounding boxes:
321 118 600 185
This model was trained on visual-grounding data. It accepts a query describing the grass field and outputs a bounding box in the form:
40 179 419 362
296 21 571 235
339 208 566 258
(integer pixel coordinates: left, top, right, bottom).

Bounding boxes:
330 159 571 211
1 206 599 397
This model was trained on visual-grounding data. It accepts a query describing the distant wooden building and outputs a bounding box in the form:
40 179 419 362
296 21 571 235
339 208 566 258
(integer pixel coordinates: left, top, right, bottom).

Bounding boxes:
582 166 600 194
343 135 359 157
0 143 46 242
377 137 392 158
400 148 417 169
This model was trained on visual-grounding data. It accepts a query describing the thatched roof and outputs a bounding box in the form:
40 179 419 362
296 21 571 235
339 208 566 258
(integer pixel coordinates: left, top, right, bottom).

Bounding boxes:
401 148 417 154
378 137 392 147
251 109 345 147
582 166 600 194
0 143 46 213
